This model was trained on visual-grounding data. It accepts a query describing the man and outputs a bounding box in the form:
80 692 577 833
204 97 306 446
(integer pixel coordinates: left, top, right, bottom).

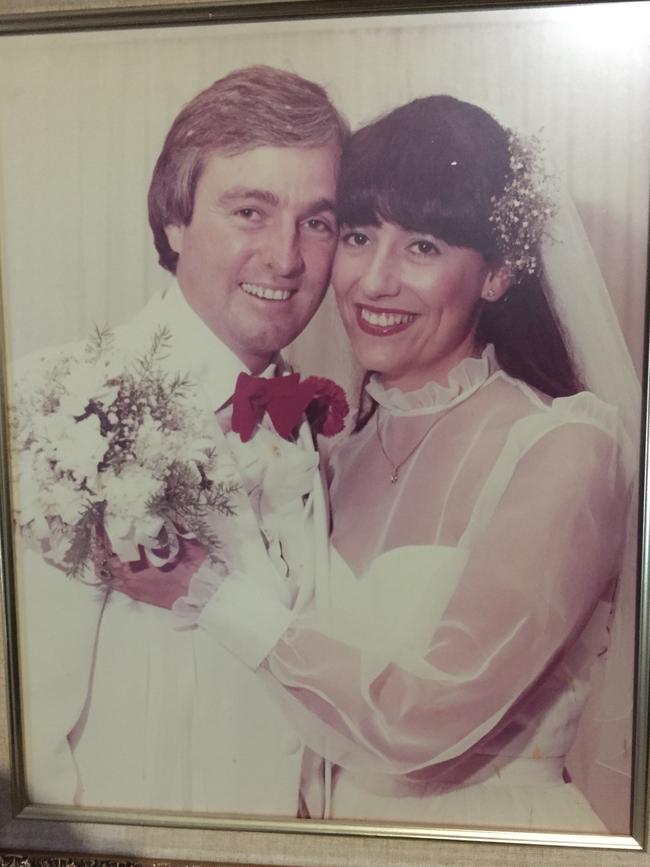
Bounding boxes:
16 65 347 816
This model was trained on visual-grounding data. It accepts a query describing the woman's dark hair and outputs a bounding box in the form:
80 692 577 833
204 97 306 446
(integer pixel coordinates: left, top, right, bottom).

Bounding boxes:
338 95 582 429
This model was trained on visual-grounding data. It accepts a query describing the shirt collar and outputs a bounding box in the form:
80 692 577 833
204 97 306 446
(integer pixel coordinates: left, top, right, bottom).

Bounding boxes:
142 282 278 411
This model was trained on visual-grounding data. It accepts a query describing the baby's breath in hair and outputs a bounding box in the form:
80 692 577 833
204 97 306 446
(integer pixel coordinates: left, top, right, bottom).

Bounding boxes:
489 131 556 277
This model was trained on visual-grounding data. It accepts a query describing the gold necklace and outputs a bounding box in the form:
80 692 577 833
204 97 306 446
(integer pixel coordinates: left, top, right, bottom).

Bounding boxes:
375 410 447 483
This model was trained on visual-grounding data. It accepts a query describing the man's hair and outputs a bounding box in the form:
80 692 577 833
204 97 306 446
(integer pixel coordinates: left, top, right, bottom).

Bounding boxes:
148 65 348 273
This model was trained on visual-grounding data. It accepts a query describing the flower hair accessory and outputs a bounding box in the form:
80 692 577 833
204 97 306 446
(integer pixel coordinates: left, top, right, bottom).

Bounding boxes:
231 372 349 443
489 131 556 276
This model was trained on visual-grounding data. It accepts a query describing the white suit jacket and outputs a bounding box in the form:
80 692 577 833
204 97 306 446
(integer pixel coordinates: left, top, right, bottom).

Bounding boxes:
16 284 330 815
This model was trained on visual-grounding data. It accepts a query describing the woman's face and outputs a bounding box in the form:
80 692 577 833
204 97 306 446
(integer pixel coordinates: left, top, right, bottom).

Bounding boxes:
332 220 494 392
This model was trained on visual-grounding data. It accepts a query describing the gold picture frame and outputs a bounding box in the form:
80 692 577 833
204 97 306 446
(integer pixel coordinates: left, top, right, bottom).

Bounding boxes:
0 1 649 865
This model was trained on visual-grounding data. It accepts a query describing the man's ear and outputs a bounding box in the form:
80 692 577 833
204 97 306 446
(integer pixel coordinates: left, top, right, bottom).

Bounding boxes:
165 224 184 255
481 264 512 303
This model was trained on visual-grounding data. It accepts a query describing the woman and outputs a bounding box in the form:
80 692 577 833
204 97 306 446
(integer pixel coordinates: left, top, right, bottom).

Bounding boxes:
258 95 638 831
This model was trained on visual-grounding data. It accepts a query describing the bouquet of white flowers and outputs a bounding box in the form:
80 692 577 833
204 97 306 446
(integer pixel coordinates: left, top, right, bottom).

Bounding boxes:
11 326 238 584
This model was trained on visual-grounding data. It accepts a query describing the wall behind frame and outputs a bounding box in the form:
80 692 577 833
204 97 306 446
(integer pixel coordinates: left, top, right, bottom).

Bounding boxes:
0 4 648 397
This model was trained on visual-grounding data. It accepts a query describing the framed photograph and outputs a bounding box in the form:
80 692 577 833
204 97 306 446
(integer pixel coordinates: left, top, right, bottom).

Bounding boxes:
0 1 649 865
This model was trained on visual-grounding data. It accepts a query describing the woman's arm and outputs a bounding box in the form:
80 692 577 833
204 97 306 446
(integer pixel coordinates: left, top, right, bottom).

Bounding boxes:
257 421 630 775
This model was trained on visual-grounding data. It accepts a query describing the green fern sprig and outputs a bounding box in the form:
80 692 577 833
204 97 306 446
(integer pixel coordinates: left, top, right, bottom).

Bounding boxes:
84 325 115 363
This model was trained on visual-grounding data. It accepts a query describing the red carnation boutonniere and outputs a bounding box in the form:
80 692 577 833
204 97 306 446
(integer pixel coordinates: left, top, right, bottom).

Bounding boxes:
303 376 350 438
231 371 349 443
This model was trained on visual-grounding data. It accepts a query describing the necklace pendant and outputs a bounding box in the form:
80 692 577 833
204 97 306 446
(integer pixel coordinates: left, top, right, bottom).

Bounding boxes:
377 409 447 488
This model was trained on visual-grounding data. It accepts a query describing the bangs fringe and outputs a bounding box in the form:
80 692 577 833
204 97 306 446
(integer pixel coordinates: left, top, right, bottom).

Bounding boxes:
337 179 497 254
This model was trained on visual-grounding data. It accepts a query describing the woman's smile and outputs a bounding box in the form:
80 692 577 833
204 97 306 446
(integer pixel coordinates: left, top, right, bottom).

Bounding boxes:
355 303 418 336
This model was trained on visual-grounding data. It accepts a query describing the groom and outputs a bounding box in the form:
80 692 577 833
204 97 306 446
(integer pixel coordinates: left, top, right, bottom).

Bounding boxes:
17 66 347 816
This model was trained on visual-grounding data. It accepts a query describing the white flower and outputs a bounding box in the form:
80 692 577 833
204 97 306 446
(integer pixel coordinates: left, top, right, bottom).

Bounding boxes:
132 413 168 473
202 449 239 487
14 448 89 539
102 468 165 564
63 350 122 406
44 475 89 525
101 464 164 539
33 411 107 487
179 435 216 464
131 412 209 477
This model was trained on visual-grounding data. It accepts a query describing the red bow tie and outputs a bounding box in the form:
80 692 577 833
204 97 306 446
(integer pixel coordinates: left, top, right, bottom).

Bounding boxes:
231 372 349 443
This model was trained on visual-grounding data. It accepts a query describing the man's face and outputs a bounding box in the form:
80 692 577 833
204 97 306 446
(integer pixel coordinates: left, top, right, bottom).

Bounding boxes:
166 144 339 372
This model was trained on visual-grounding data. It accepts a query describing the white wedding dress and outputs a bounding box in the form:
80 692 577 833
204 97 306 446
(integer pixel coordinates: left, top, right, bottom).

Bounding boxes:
262 346 633 831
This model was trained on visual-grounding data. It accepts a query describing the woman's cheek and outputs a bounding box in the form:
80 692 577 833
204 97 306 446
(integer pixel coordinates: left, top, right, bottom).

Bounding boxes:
331 270 346 302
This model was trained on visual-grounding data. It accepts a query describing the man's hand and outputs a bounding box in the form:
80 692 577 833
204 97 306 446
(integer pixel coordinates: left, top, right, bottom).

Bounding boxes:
111 537 208 609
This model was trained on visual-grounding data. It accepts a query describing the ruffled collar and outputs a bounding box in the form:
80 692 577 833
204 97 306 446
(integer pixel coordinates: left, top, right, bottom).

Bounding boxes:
365 344 498 416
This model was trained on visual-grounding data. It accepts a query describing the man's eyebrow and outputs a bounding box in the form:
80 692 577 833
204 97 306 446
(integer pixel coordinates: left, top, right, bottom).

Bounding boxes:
305 197 337 216
217 188 336 217
218 187 280 207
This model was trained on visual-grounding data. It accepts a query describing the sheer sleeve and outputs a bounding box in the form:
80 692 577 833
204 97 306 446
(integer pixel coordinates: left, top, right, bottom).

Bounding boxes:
262 418 630 775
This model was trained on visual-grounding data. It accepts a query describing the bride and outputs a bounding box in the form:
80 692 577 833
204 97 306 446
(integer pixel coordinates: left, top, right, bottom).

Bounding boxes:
255 94 638 831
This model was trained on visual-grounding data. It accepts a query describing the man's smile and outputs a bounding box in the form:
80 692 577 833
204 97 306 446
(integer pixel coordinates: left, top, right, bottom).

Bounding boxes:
240 282 296 302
